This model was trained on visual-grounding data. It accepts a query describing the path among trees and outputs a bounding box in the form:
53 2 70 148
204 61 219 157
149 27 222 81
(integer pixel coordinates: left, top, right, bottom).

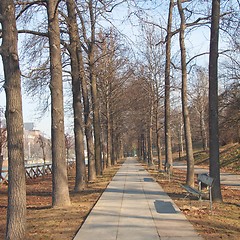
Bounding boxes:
74 158 202 240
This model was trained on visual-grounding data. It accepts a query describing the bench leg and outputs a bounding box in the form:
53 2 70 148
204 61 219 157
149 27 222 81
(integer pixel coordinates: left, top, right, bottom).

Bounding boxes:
209 186 213 212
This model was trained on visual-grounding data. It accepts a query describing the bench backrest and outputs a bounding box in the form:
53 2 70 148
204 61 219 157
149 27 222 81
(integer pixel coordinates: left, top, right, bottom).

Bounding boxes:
197 174 214 186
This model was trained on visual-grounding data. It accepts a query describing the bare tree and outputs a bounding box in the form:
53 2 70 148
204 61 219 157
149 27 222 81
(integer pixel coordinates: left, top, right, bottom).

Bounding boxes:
66 0 86 191
96 30 115 168
96 28 132 167
142 25 165 169
88 0 102 176
177 0 195 187
0 1 26 238
164 0 174 172
190 67 208 150
75 1 96 181
47 0 71 207
65 133 74 166
209 0 222 202
37 134 47 176
219 82 240 144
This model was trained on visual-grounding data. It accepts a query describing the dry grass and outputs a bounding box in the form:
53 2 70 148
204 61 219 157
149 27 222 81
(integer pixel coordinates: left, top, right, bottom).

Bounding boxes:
1 144 239 240
145 165 240 240
0 161 123 240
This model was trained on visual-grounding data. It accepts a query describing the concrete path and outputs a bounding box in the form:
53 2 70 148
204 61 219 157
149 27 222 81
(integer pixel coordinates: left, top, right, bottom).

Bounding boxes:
174 162 240 190
74 158 202 240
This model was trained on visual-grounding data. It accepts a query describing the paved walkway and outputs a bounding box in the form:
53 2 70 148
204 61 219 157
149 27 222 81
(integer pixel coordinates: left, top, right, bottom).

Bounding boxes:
74 158 202 240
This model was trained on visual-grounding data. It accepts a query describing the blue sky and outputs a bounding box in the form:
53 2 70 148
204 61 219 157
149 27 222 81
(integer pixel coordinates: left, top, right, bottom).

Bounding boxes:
0 0 235 137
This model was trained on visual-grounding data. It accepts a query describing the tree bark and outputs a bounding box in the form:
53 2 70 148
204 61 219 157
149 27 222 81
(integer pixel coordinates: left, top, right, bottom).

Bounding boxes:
143 133 148 163
199 106 208 150
0 1 26 239
47 0 71 207
140 134 145 161
155 80 162 170
164 0 174 172
66 0 86 191
177 0 195 187
76 0 96 181
106 100 112 167
156 115 162 170
148 83 154 166
88 0 102 175
209 0 222 201
119 136 124 159
78 45 96 182
111 123 116 165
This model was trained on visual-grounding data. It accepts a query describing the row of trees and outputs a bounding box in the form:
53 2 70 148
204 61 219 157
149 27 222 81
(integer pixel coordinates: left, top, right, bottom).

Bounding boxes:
131 0 238 202
0 0 239 239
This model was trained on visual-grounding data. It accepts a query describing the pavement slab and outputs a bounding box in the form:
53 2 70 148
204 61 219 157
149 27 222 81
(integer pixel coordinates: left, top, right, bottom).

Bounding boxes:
73 158 203 240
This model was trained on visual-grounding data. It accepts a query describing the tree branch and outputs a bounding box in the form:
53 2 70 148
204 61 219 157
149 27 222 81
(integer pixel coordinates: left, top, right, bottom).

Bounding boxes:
170 61 181 70
186 52 209 65
16 0 47 20
99 0 125 13
75 2 88 50
18 29 48 37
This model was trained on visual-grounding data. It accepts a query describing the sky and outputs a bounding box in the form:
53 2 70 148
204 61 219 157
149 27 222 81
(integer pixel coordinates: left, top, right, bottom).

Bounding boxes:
0 83 51 137
0 0 228 137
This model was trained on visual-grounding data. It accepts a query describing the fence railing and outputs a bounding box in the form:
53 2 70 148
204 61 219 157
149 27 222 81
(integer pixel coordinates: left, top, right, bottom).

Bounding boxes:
0 163 53 184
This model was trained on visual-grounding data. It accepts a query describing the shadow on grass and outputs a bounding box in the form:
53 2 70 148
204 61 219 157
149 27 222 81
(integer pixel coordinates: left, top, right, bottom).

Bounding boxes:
27 191 51 197
27 205 52 210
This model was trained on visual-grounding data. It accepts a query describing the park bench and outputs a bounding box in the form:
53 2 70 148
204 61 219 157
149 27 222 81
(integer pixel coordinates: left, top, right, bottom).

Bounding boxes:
181 173 214 210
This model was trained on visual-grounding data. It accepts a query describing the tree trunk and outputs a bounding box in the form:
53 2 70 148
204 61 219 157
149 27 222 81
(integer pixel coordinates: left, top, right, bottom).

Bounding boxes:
155 83 162 170
200 107 208 150
164 0 174 171
90 80 101 169
115 134 122 161
0 1 26 239
90 71 102 175
101 131 107 171
47 0 71 207
72 0 96 182
147 128 153 166
177 0 195 187
106 101 112 167
111 118 117 165
156 119 162 170
79 48 96 182
140 134 144 160
66 0 86 191
88 0 102 176
119 136 124 159
209 0 222 202
144 133 148 163
148 86 154 166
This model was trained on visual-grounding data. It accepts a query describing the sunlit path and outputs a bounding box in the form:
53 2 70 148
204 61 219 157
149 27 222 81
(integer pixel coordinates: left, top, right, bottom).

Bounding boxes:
74 158 202 240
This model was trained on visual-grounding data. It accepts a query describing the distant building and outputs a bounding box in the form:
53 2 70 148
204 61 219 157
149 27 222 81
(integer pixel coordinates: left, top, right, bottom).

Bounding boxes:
1 121 52 164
